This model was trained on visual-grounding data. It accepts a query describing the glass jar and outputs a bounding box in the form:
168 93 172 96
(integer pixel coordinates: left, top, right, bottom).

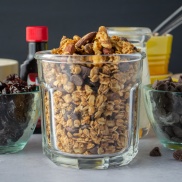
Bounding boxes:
107 27 152 138
35 51 143 169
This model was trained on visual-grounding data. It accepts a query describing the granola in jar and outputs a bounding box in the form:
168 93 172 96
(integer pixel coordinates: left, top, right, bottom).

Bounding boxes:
42 26 141 155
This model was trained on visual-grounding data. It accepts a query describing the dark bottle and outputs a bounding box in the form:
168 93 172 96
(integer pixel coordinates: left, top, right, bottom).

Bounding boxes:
20 26 48 81
20 26 48 134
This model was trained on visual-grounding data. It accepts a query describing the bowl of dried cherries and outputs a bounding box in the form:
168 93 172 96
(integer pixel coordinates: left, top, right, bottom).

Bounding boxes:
0 74 40 154
144 76 182 150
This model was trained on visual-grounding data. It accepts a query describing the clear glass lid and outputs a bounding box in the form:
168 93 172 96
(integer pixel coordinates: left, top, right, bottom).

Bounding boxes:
107 27 152 44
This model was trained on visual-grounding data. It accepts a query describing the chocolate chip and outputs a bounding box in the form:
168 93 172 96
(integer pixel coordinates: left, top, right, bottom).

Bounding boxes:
172 113 180 122
176 85 182 92
70 75 83 86
178 75 182 83
65 127 79 134
173 150 182 161
170 82 177 87
118 62 130 72
85 79 100 92
155 107 166 116
168 85 176 92
6 126 24 142
166 77 173 82
172 126 182 138
107 92 120 101
87 79 100 87
164 126 174 138
90 115 95 121
152 80 160 89
157 83 168 91
149 147 162 157
89 145 99 154
80 66 91 79
174 102 182 114
103 48 114 54
70 112 81 121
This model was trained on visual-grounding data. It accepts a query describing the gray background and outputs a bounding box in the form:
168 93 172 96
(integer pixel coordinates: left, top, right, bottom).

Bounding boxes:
0 0 181 74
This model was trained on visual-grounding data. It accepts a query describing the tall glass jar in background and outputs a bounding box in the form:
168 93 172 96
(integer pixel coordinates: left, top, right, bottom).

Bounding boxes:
107 27 152 138
35 51 143 169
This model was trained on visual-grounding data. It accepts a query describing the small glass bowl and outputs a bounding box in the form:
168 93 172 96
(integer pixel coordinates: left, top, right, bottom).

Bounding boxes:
143 84 182 150
0 90 40 154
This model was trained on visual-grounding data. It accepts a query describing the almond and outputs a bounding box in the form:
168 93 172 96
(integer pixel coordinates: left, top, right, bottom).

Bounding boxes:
75 32 97 48
63 43 75 54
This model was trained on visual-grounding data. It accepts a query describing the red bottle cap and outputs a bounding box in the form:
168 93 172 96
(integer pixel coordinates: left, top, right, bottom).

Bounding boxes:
26 26 48 42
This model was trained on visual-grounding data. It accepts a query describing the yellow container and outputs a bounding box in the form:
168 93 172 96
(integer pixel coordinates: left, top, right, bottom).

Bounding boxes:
147 34 173 75
150 73 172 84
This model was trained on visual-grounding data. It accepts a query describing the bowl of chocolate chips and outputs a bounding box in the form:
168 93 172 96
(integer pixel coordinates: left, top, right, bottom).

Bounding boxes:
0 74 40 154
144 76 182 150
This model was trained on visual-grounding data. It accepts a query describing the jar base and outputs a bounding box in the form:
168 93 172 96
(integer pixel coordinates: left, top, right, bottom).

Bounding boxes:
43 146 138 169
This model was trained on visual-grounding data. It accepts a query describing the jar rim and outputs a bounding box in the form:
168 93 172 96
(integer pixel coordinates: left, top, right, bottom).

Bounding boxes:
144 84 182 94
0 90 40 96
107 27 152 36
35 50 144 63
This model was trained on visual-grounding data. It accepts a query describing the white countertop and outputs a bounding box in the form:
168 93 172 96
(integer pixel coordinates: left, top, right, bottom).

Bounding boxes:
0 131 181 182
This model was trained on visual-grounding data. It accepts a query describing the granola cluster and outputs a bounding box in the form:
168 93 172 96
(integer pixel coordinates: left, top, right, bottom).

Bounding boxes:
52 26 139 55
43 26 141 155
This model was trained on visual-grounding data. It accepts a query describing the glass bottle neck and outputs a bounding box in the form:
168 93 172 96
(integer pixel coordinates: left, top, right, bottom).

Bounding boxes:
28 42 48 56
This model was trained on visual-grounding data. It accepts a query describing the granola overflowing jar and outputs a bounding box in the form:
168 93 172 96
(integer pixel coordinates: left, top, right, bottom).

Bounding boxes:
107 27 152 138
35 51 143 169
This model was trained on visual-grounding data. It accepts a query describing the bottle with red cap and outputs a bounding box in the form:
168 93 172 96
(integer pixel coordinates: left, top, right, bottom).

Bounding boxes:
20 26 48 134
20 26 48 82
